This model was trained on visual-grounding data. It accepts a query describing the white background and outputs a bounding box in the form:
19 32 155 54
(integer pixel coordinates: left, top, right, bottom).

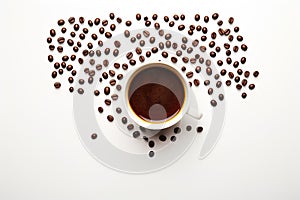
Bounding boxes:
1 0 300 199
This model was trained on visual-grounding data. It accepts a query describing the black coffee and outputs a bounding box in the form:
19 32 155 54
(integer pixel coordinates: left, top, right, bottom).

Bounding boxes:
128 64 185 122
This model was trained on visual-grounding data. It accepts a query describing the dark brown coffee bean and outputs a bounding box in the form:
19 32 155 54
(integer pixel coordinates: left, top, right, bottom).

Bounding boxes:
139 56 145 62
224 29 230 36
241 93 247 99
79 33 85 40
228 17 234 24
218 28 224 35
70 54 76 61
211 32 217 39
196 25 201 31
169 21 175 27
82 50 88 57
98 107 104 113
241 79 248 86
104 87 110 95
211 100 217 107
204 16 209 23
130 37 136 43
136 13 142 20
244 71 250 78
186 71 193 78
234 76 240 83
122 63 128 70
50 29 56 37
217 20 223 26
228 35 234 42
125 20 132 26
145 51 151 57
171 57 177 63
49 45 55 51
241 57 246 64
202 27 208 34
178 24 185 31
228 72 234 79
103 48 110 55
107 115 114 122
101 72 108 79
206 59 211 66
192 39 199 47
226 57 232 64
195 66 201 73
69 87 74 93
61 27 67 33
241 44 248 51
215 74 220 80
117 74 123 80
187 29 193 35
234 26 239 32
109 24 115 31
154 22 160 30
162 51 168 58
51 71 57 79
151 13 158 20
78 79 85 85
212 13 219 20
249 84 255 90
201 36 207 41
57 46 63 52
68 17 75 24
101 20 108 26
233 61 239 68
94 18 100 25
217 60 223 66
220 69 227 76
236 84 242 90
182 57 189 63
226 50 231 56
216 81 222 88
181 66 186 72
190 25 195 30
105 32 112 38
195 14 200 21
57 19 65 26
78 17 84 24
48 55 53 62
253 71 259 77
47 37 52 43
57 37 65 44
187 47 193 54
108 70 115 77
204 80 210 86
233 46 239 52
93 90 99 96
181 44 186 50
61 62 66 68
215 46 221 52
224 43 230 49
208 88 213 95
165 41 171 48
54 82 61 89
210 51 216 57
237 35 243 42
226 80 231 86
237 69 243 75
151 47 158 53
53 62 60 69
145 20 151 27
98 27 104 34
73 24 80 31
193 79 200 86
206 67 212 75
173 14 179 20
105 99 111 106
129 59 136 66
199 57 204 64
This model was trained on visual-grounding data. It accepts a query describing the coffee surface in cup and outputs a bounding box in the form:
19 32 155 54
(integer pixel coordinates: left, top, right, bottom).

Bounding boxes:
128 65 185 122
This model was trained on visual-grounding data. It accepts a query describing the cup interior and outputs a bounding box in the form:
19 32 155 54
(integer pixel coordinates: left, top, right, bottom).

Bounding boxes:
125 63 189 129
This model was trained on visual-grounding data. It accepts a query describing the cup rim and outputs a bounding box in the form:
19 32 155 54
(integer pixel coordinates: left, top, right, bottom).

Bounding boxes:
123 62 190 130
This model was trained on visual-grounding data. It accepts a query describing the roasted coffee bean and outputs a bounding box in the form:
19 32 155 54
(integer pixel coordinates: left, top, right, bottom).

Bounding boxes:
206 67 212 75
217 60 223 66
190 25 195 30
70 31 76 37
154 22 160 30
201 35 207 41
146 51 151 57
224 29 230 36
105 99 111 106
125 20 132 26
234 26 240 32
53 62 60 69
217 20 223 26
226 50 231 56
105 32 112 38
61 62 66 68
182 57 189 63
215 74 220 80
162 51 168 58
79 17 84 24
195 14 200 21
202 27 208 34
129 59 136 66
122 63 128 70
68 17 75 24
233 61 239 68
244 71 250 78
169 21 175 27
102 72 108 79
186 71 193 78
79 33 85 40
197 126 203 133
234 76 240 83
91 33 98 40
165 41 171 48
196 25 201 31
216 81 222 88
215 46 221 52
194 79 200 86
208 88 213 95
226 80 231 86
204 80 210 86
241 93 247 99
228 17 234 24
173 14 179 20
99 27 105 34
237 69 243 75
130 37 136 43
70 54 76 61
220 69 227 76
241 57 246 64
164 16 169 22
57 46 64 53
87 20 93 27
54 82 61 89
181 44 186 50
109 79 116 86
49 45 55 50
204 16 209 23
228 35 234 42
107 115 114 122
51 71 57 79
50 29 56 37
233 46 239 52
210 51 216 58
176 50 182 57
249 84 255 90
149 37 155 44
117 74 123 80
228 72 234 79
181 66 186 72
253 71 259 77
102 20 108 26
212 13 219 20
73 24 80 31
241 79 248 86
211 100 217 107
124 30 130 38
226 57 232 64
206 59 211 66
145 20 151 27
48 55 54 62
136 13 141 20
224 43 230 49
139 56 145 62
237 35 243 42
139 40 145 46
47 37 52 43
151 47 158 53
218 28 224 35
127 124 134 130
195 66 201 73
109 70 115 77
211 32 217 39
236 84 242 90
241 44 248 51
199 57 204 64
98 107 104 113
94 18 100 25
152 13 158 20
178 24 185 31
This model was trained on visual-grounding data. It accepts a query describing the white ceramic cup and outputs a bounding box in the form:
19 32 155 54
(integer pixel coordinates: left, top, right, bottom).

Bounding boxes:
122 62 194 130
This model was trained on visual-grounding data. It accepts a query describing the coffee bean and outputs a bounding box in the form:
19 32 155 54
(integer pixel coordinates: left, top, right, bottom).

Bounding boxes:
224 43 230 49
233 46 239 52
228 72 234 79
79 33 85 40
217 20 223 26
49 45 55 51
68 17 75 24
127 124 134 130
190 25 195 31
73 24 80 31
68 87 74 93
166 41 171 48
212 13 219 20
124 30 130 38
195 66 201 73
109 70 115 77
233 61 239 68
61 62 66 68
226 80 231 86
88 77 93 84
196 25 201 31
253 71 259 77
50 29 56 37
139 56 145 62
204 80 210 86
54 62 60 69
241 92 247 99
217 60 223 66
113 49 119 57
48 55 53 62
51 71 57 79
182 57 189 63
105 99 111 106
200 35 207 41
204 16 209 23
224 29 230 36
54 82 61 89
146 51 151 57
181 44 186 50
98 107 104 113
234 76 240 83
99 27 105 34
102 72 108 79
149 37 155 44
195 14 200 21
234 26 240 32
102 20 108 26
236 84 242 90
178 24 185 31
136 13 142 20
206 67 212 75
145 20 151 27
106 115 114 122
139 40 145 46
162 51 168 58
77 41 82 47
93 90 100 96
70 32 76 38
129 59 136 66
202 27 208 34
170 136 176 142
151 47 158 53
219 94 224 101
96 64 102 71
199 57 204 63
173 14 179 20
237 35 243 41
209 41 215 48
174 50 181 57
226 50 231 56
237 69 243 75
206 59 211 66
47 37 52 43
218 28 224 35
194 79 200 86
244 71 250 78
241 44 248 51
82 28 89 34
66 64 73 71
226 57 232 64
249 84 255 90
122 63 128 70
186 71 193 78
241 79 248 86
130 37 136 43
228 17 234 24
228 35 234 42
125 20 132 26
211 100 217 107
169 21 175 27
220 69 227 76
154 22 160 30
122 117 127 124
117 74 123 80
82 50 89 57
208 88 213 95
216 81 222 88
200 46 206 52
163 16 169 22
210 51 216 57
105 32 112 38
241 57 246 64
171 57 177 63
94 18 100 25
87 20 93 27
